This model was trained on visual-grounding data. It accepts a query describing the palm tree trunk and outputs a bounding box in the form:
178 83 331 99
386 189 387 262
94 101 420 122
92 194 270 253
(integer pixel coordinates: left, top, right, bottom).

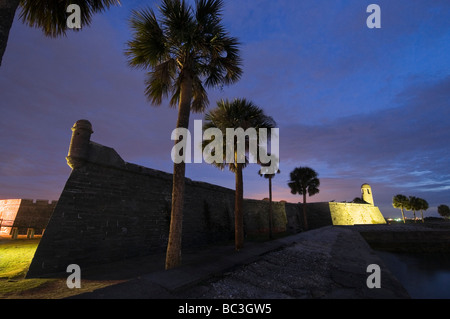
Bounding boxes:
401 207 405 223
421 210 424 223
268 176 273 239
0 0 20 67
302 192 308 230
165 72 193 270
235 163 244 251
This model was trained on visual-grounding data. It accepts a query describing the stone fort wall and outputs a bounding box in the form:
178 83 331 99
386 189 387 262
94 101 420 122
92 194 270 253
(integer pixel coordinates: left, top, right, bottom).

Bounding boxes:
328 202 386 225
26 120 385 277
0 199 57 236
26 152 314 277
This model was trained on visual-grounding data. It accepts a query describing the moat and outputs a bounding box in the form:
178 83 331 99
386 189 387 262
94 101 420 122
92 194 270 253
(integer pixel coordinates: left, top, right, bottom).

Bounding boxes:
377 251 450 299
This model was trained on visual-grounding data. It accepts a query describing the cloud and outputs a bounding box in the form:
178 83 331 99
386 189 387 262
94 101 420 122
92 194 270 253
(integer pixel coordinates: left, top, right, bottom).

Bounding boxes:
0 14 179 197
273 75 450 216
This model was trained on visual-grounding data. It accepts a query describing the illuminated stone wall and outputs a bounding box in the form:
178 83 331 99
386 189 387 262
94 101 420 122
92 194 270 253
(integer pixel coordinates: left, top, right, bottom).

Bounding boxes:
328 202 386 225
0 199 56 235
0 199 21 235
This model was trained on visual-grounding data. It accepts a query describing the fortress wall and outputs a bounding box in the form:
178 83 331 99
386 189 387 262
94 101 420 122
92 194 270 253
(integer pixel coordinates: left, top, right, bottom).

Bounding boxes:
13 199 57 234
300 202 335 229
27 152 300 277
0 199 56 235
0 199 21 234
329 202 386 225
243 201 333 234
26 151 385 277
243 199 289 234
284 203 302 233
26 120 385 277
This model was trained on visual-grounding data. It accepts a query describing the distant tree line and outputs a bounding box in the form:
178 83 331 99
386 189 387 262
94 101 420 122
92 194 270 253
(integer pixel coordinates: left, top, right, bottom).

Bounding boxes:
393 195 450 222
392 195 428 223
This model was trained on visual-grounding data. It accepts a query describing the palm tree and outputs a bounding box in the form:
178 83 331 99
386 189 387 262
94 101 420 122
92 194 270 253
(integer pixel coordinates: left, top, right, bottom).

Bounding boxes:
392 194 410 223
126 0 242 269
258 160 280 239
287 167 320 231
409 196 419 223
438 205 450 219
0 0 120 66
417 198 429 223
202 98 276 251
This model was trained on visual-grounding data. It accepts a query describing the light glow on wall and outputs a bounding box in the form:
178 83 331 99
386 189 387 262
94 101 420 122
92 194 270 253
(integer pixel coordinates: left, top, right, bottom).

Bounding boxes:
328 202 386 226
0 199 21 235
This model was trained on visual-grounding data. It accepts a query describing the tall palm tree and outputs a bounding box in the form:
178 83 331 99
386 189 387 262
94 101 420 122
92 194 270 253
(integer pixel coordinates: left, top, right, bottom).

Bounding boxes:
202 98 276 251
287 167 320 231
0 0 120 66
417 198 429 223
392 194 410 223
126 0 242 269
258 161 280 239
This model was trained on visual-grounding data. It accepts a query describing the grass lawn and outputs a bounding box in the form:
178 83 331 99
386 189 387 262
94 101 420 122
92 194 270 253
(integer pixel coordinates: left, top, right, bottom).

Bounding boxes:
0 231 294 298
0 238 126 299
0 238 55 297
0 238 40 279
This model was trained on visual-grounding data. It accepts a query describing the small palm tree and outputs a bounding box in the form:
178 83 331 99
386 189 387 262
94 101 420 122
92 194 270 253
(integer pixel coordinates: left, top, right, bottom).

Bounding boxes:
0 0 120 66
438 205 450 219
392 194 410 223
409 196 420 223
417 198 429 223
287 167 320 231
126 0 242 269
202 98 276 250
258 160 280 239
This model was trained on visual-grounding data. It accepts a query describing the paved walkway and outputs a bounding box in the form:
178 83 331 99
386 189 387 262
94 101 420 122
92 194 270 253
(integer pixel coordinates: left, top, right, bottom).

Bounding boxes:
69 232 304 299
70 226 410 299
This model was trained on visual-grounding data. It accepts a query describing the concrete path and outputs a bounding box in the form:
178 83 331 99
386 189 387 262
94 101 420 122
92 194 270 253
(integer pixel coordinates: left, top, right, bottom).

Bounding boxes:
69 226 410 299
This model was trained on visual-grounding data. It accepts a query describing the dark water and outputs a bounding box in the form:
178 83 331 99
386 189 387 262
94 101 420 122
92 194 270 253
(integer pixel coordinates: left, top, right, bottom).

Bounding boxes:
376 251 450 299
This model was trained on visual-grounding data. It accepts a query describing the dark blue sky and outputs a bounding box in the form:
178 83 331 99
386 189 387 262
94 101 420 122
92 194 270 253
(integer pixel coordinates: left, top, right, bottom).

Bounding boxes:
0 0 449 218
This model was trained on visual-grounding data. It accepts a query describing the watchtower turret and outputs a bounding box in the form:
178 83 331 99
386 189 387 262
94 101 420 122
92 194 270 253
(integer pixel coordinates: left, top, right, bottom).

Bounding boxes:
66 120 93 169
361 183 374 206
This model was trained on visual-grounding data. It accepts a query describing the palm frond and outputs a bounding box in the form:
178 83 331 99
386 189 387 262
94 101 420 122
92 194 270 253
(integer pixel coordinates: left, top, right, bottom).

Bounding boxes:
288 167 320 196
126 7 168 69
392 194 410 209
126 0 242 111
202 98 274 172
195 0 223 23
19 0 120 37
143 58 176 105
160 0 195 47
191 75 209 113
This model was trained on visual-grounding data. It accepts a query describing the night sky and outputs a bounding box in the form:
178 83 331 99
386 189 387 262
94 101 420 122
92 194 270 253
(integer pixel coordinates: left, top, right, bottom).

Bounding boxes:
1 0 449 219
